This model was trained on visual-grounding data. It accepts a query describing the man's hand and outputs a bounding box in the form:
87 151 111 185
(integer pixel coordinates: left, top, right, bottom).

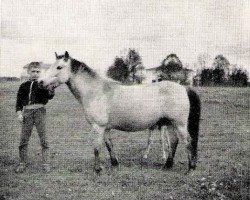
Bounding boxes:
17 111 23 122
47 84 56 95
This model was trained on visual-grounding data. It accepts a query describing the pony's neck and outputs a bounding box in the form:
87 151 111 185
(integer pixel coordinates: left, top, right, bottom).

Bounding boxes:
65 58 105 106
66 72 104 106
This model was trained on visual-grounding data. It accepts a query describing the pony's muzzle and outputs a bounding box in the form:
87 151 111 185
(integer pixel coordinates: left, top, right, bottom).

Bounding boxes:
38 80 46 89
39 80 44 85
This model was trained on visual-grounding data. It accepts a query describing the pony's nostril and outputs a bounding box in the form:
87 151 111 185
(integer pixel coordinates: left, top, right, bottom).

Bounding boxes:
38 80 44 88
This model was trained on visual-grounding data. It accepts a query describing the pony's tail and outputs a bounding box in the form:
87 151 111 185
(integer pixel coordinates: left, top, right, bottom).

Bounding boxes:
187 88 201 169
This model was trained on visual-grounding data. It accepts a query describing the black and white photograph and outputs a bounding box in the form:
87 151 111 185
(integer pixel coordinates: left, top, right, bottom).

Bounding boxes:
1 0 249 199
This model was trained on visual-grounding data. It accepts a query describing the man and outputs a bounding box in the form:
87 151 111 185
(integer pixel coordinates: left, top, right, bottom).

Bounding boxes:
15 62 54 173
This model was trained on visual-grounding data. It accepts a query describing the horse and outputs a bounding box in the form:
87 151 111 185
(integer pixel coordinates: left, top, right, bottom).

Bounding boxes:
38 51 201 173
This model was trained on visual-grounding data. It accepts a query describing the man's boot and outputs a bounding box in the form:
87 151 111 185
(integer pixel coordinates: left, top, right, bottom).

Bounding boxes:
15 145 28 173
42 147 51 172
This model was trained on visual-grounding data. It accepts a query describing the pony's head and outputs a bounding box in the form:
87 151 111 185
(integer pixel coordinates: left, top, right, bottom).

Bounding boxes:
38 51 71 88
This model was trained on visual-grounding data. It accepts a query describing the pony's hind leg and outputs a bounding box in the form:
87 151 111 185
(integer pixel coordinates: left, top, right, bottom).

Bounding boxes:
143 129 153 159
104 130 119 166
160 126 167 162
174 124 195 171
163 125 179 169
144 126 168 162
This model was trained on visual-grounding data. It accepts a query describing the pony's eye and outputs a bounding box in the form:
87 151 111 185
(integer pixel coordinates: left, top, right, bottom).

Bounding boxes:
57 66 63 70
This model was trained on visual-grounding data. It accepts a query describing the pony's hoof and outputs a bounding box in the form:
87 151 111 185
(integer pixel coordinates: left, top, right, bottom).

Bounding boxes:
15 163 26 173
163 159 173 169
185 168 195 175
163 164 173 170
94 166 103 174
188 165 196 171
142 155 149 164
141 158 149 166
111 158 119 166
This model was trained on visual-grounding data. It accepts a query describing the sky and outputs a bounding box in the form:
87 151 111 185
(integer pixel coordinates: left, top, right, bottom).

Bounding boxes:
1 0 250 77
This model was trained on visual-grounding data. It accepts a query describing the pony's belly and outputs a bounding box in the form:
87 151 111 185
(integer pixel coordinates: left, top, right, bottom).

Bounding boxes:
108 98 163 131
106 81 189 131
111 120 156 132
108 112 159 132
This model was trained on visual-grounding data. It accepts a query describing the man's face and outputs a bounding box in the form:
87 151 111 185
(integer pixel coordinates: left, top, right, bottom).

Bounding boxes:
28 67 41 80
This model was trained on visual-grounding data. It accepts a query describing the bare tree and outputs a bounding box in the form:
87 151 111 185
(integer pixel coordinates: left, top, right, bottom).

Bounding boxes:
126 49 143 83
197 53 211 69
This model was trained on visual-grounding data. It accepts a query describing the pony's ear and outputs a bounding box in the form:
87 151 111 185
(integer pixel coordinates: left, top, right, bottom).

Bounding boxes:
65 51 69 59
55 52 59 59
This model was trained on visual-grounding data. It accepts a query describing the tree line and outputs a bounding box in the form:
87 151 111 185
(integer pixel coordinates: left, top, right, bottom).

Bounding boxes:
0 77 20 82
107 49 249 87
198 55 248 87
106 49 184 84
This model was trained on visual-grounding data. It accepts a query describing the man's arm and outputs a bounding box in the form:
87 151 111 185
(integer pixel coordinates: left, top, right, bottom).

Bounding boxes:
16 84 24 122
16 84 24 112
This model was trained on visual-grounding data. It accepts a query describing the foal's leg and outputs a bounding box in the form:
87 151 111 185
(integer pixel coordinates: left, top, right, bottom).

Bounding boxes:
164 125 179 169
92 124 105 173
143 129 153 159
104 130 119 166
160 126 167 161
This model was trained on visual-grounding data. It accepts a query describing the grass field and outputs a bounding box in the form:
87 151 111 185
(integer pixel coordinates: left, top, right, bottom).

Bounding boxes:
0 82 249 200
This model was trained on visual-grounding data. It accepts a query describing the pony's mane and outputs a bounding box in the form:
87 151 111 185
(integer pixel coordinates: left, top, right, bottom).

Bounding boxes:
57 55 65 59
70 58 97 78
57 54 96 78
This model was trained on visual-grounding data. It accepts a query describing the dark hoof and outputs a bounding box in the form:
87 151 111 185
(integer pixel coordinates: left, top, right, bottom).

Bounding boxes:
111 158 119 166
188 165 196 171
141 158 149 166
185 167 196 175
163 159 173 169
95 166 103 174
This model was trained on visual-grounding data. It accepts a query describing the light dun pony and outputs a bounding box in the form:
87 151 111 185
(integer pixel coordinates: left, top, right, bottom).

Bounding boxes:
38 52 201 173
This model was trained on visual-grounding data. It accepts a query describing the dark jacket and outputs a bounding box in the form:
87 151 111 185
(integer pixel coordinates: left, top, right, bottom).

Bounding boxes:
16 80 54 112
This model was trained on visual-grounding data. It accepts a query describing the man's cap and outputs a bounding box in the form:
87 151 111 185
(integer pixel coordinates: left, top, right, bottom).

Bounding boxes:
27 62 41 71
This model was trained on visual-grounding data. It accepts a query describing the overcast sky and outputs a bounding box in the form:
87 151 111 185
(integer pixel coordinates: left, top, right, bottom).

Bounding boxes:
1 0 250 77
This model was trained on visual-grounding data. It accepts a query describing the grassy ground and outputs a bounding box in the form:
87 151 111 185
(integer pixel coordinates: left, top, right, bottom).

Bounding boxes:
0 82 249 200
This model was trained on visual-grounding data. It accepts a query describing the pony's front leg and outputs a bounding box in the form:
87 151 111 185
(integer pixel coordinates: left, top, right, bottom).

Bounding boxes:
104 130 119 166
92 124 105 173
